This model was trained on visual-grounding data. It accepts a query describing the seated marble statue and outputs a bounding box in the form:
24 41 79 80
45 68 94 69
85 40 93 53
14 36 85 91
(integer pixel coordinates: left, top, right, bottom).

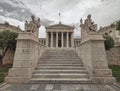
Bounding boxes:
24 15 41 37
80 14 97 35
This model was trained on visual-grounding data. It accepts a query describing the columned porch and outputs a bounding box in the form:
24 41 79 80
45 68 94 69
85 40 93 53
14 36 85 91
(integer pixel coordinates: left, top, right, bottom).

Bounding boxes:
46 32 74 48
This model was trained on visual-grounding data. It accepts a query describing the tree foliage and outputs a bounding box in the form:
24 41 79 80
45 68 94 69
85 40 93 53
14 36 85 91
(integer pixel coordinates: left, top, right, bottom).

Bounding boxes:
116 20 120 32
0 30 18 65
104 35 114 50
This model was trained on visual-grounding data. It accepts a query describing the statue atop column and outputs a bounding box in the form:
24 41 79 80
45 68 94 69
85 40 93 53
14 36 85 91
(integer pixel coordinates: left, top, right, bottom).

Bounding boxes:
80 14 97 36
24 15 41 37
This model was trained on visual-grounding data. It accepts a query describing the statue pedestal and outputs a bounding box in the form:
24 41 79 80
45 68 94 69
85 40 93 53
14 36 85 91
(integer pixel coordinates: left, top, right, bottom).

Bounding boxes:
80 32 116 83
5 32 40 83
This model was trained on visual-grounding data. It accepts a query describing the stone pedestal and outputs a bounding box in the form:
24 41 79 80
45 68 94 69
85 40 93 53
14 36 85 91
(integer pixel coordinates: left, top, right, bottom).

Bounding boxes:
5 32 40 83
77 32 116 83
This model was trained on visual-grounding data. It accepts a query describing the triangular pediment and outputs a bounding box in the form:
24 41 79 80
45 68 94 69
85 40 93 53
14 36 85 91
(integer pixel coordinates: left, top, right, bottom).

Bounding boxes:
46 23 74 29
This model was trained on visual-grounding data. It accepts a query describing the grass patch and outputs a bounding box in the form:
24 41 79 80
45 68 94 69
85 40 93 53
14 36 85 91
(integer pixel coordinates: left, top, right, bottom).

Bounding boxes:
109 65 120 83
0 66 11 83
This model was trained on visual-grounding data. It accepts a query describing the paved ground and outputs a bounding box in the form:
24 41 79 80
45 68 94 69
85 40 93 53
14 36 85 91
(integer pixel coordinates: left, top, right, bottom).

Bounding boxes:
0 83 120 91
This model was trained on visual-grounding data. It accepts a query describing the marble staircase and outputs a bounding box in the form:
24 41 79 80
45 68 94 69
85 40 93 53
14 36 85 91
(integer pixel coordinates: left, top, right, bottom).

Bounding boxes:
30 49 91 83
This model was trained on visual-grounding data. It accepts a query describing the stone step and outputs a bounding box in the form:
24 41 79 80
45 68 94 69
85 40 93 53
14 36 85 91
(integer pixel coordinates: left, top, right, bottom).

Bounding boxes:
44 54 77 56
41 57 80 59
45 54 78 55
45 51 76 53
30 78 92 84
40 59 81 61
38 61 82 64
44 52 77 54
33 69 87 73
46 50 74 52
32 73 89 78
30 49 91 84
36 65 84 68
36 66 84 68
39 58 81 62
40 57 81 59
35 67 85 70
44 52 75 53
37 64 83 66
42 56 78 58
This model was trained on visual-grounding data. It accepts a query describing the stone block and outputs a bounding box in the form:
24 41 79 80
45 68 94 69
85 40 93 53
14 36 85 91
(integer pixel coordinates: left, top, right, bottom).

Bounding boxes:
12 60 33 68
8 68 33 77
92 77 116 84
92 69 113 77
92 61 108 69
5 77 30 83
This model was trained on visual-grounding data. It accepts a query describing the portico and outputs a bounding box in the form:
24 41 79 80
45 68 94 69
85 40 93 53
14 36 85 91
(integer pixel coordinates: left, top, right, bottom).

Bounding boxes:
46 23 74 48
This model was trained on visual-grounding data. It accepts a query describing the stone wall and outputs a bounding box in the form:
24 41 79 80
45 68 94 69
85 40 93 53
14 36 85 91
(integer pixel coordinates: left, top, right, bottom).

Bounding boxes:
98 25 120 46
75 41 92 76
106 46 120 66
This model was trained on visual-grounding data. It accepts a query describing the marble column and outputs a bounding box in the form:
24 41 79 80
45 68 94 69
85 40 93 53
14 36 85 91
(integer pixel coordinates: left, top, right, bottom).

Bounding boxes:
67 32 69 48
62 32 63 47
51 32 53 47
71 33 74 47
56 32 58 47
43 40 45 45
46 32 48 47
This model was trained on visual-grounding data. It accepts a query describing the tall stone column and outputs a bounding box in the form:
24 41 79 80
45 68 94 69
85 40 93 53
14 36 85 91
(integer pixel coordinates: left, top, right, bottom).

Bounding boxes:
62 32 64 47
51 32 53 47
71 33 74 47
67 32 69 48
43 40 45 45
56 32 58 48
46 32 48 47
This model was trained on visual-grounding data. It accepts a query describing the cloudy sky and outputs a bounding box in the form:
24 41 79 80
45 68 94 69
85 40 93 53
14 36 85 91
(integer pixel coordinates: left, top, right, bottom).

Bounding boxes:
0 0 120 38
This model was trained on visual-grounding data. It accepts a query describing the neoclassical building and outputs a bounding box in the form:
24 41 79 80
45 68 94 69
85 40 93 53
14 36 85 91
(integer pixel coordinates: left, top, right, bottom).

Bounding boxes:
98 24 120 46
46 22 74 48
39 22 81 48
0 22 22 32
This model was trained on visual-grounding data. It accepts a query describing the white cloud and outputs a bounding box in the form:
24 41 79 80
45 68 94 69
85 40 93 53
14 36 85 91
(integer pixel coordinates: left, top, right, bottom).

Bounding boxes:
0 9 3 12
39 25 46 38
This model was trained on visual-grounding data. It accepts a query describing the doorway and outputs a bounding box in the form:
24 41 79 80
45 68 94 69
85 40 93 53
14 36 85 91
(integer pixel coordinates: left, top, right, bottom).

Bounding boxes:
58 40 61 47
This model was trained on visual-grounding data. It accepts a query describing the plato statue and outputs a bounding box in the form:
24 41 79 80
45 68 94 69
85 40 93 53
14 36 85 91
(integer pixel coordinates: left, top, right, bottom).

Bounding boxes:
24 15 41 37
80 14 97 36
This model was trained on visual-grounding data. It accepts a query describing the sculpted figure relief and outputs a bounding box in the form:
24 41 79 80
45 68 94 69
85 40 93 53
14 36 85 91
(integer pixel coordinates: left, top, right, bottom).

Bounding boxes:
80 14 97 36
24 15 41 37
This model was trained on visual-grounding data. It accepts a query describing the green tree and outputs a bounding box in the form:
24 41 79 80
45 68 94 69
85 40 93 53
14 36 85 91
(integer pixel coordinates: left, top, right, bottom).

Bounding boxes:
104 35 114 50
0 30 18 65
116 20 120 32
